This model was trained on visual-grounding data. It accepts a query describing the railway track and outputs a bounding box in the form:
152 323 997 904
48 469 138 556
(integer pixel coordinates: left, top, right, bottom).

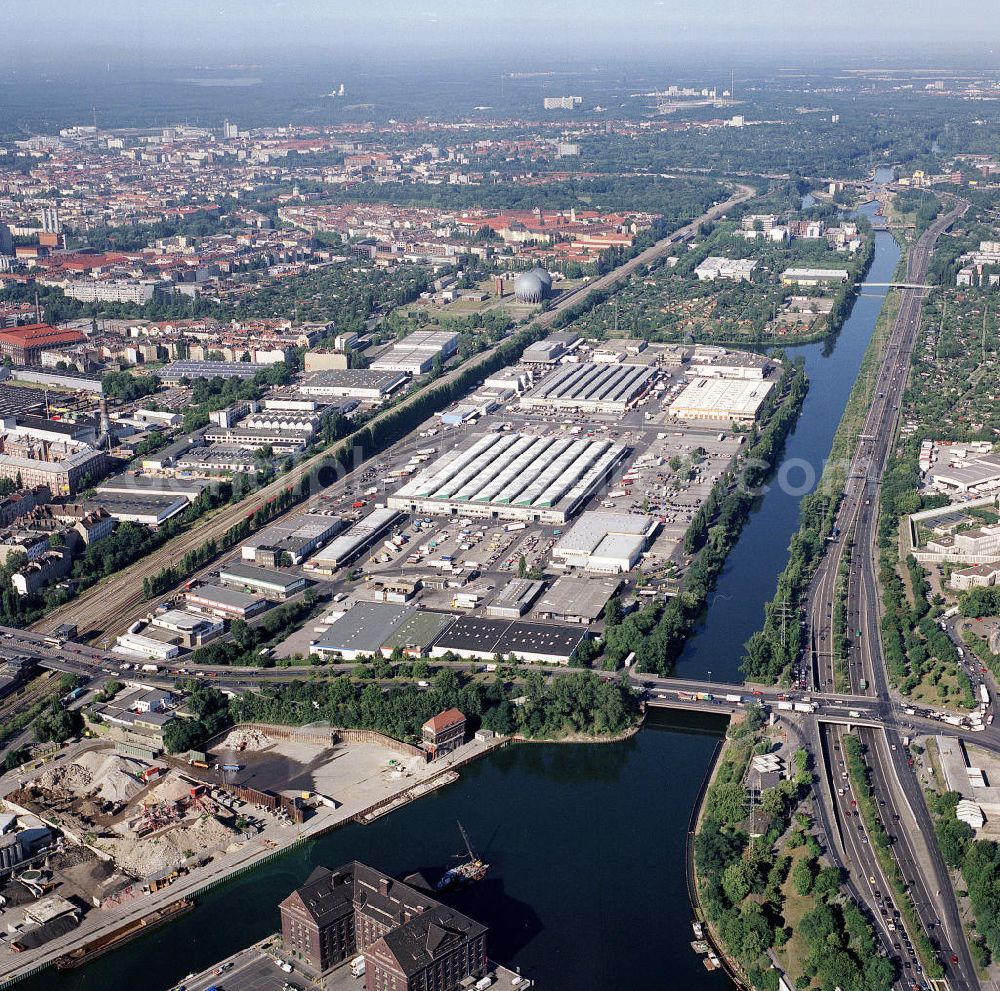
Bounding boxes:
29 184 755 647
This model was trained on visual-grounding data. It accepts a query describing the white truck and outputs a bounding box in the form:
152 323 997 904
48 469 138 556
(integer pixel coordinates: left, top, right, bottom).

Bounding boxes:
777 701 794 712
141 663 160 673
350 956 366 978
725 693 743 704
793 702 816 714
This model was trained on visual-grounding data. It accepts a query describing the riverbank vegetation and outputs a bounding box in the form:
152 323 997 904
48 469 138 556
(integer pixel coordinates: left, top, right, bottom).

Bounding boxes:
163 669 640 754
743 244 906 684
564 360 807 676
694 711 893 991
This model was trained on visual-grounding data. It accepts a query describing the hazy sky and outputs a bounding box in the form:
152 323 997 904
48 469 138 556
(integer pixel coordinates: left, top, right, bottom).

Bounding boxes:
8 0 1000 61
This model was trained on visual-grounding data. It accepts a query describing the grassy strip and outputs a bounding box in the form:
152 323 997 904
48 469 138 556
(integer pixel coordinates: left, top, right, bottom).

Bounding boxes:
843 734 944 977
832 546 851 693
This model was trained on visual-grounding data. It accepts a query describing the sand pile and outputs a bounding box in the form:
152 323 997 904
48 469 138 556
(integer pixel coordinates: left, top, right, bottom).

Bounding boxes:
104 813 240 878
221 727 271 752
33 752 144 805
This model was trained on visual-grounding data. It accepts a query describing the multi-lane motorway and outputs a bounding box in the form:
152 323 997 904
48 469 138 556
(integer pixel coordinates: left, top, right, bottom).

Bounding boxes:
800 193 975 991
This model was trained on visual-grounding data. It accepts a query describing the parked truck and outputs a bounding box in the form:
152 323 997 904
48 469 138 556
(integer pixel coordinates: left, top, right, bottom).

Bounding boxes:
350 956 366 978
141 663 160 673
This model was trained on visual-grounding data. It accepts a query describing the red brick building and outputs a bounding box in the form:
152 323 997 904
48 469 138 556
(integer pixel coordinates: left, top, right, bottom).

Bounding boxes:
422 708 466 760
279 862 487 991
0 324 86 366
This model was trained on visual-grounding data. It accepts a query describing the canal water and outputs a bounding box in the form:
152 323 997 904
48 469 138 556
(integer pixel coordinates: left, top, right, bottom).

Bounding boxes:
20 170 901 991
674 189 900 684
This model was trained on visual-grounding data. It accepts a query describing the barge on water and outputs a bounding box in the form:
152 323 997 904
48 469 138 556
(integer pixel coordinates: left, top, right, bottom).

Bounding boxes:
54 898 194 969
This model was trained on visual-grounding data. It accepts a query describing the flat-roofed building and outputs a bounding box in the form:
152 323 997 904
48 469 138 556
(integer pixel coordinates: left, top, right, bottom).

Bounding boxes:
185 583 268 620
694 257 758 281
430 615 587 664
312 601 417 661
95 473 211 503
780 267 850 286
553 512 657 574
159 360 261 381
486 578 545 619
241 513 344 567
380 609 454 658
298 368 408 400
389 431 629 525
88 493 189 526
519 361 657 413
218 562 308 600
687 347 772 380
534 575 621 624
305 508 403 574
669 377 774 424
149 609 224 647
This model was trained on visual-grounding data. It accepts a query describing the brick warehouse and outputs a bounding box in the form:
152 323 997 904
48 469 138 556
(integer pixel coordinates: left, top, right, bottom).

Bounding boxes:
280 862 487 991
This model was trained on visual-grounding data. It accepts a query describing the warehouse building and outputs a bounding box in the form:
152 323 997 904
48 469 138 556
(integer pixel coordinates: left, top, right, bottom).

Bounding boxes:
95 474 210 504
370 329 459 375
160 361 262 381
89 493 189 526
219 563 308 600
486 578 545 619
687 347 772 380
149 610 224 648
241 513 344 567
519 361 657 413
780 267 850 286
534 575 621 624
668 377 774 424
389 431 629 524
305 507 402 574
430 616 588 664
185 583 269 620
173 445 260 476
297 368 408 400
553 512 658 574
522 332 579 364
312 602 452 660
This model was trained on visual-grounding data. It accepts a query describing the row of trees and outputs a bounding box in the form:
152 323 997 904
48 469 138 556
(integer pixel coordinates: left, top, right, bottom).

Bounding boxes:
927 790 994 968
224 668 638 745
600 360 808 676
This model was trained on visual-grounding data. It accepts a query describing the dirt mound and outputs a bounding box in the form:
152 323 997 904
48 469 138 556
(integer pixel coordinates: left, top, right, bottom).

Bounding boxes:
33 751 144 806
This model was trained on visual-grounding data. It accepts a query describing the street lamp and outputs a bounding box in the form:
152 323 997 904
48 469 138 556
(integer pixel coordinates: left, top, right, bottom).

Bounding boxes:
707 670 712 684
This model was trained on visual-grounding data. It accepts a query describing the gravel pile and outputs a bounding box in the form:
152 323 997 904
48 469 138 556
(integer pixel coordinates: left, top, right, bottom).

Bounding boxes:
33 751 144 805
221 727 272 752
104 813 241 878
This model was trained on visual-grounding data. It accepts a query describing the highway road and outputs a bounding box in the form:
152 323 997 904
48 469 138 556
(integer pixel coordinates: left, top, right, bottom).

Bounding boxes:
29 184 753 648
799 193 977 991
